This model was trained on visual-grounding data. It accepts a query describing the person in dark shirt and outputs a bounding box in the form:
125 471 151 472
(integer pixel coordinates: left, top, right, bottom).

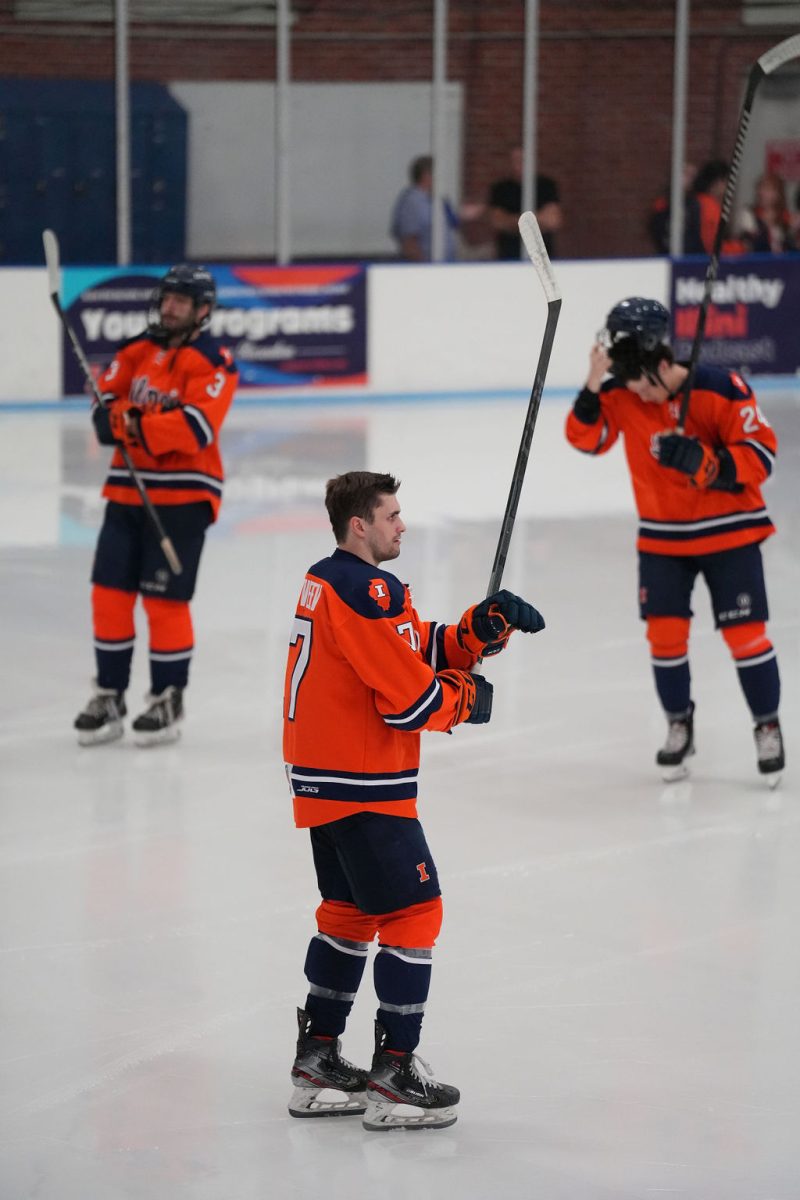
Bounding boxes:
488 146 562 259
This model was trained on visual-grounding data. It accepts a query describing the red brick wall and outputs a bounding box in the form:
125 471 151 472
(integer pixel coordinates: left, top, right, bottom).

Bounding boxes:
1 0 793 257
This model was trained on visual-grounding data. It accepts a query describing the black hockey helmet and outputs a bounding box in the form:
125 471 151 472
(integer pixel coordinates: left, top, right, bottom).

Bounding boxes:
600 297 671 382
149 264 216 336
159 263 216 310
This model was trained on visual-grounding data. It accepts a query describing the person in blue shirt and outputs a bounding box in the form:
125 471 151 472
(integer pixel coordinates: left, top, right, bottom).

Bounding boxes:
390 155 459 262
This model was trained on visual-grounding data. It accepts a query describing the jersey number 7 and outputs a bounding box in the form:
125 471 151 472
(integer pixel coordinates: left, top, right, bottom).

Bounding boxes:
287 617 313 720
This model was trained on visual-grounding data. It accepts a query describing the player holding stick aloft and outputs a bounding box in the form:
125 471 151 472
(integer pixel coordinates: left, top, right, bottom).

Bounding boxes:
565 298 784 786
282 472 544 1130
73 265 238 747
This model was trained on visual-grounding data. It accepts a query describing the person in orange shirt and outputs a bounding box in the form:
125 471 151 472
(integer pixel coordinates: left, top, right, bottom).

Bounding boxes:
565 297 783 785
688 160 745 256
73 265 238 747
283 470 544 1130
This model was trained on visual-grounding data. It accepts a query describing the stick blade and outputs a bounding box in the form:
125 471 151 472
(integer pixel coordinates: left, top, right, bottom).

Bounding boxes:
758 32 800 76
42 229 61 298
518 212 561 302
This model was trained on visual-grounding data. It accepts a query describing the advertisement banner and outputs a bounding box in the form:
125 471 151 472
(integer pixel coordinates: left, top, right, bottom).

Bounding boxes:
670 255 800 376
61 263 368 395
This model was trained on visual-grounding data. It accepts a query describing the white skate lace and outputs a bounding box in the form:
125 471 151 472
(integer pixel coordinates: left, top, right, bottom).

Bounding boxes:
85 692 119 717
755 724 782 761
664 719 689 753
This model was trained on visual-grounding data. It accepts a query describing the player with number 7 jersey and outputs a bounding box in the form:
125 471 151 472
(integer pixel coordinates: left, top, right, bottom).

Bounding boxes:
282 471 544 1130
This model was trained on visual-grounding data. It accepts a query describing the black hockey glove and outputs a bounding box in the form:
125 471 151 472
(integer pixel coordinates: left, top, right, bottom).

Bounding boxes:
459 590 545 656
91 394 119 446
656 433 719 489
572 387 601 425
465 673 494 724
437 669 494 726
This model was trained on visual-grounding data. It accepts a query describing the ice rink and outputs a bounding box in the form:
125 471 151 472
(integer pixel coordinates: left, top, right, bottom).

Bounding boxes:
1 384 799 1199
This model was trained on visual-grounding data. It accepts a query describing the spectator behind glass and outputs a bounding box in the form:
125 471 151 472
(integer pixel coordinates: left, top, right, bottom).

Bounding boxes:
488 145 563 259
738 173 797 253
389 155 459 262
687 159 745 256
646 162 698 255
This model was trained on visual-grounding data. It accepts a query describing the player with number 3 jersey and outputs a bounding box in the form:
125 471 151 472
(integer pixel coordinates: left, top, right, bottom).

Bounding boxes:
566 296 783 786
73 264 238 748
283 471 544 1131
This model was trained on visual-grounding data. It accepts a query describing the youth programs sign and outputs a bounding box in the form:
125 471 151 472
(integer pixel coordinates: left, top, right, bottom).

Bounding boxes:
60 263 368 395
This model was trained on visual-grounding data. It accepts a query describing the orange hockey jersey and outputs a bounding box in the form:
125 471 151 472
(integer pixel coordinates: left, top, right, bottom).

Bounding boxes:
283 548 480 828
565 364 777 556
95 331 238 520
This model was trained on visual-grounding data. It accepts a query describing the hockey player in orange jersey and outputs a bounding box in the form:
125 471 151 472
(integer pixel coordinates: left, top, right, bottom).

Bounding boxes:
283 471 545 1130
565 297 783 785
73 265 238 747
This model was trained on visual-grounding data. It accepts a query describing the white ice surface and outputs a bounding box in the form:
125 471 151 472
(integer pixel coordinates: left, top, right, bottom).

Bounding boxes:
1 390 799 1199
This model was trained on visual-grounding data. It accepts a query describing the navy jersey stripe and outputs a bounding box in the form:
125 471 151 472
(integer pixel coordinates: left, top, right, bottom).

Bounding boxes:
639 514 773 541
382 678 443 730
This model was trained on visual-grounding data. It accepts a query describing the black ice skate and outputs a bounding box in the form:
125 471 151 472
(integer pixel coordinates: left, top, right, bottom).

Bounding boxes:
656 701 695 782
132 687 183 747
74 683 127 746
288 1008 368 1117
363 1020 460 1132
754 718 784 789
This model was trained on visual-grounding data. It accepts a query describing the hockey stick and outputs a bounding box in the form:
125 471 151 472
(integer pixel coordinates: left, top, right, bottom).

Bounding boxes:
676 31 800 432
485 211 561 597
42 229 182 575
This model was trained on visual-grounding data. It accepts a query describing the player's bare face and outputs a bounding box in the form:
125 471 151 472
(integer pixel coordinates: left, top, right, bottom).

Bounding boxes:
364 495 406 565
160 293 200 342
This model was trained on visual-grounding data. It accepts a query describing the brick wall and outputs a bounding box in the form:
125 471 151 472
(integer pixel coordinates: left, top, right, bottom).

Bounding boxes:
1 0 794 257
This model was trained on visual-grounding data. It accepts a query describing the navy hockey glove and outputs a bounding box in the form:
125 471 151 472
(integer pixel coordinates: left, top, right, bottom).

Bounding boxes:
91 393 121 446
572 387 601 425
437 669 493 726
656 433 719 489
459 590 545 656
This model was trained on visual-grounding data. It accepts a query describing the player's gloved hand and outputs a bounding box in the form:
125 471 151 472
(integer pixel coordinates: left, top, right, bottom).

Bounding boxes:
437 669 493 726
572 387 601 425
655 432 719 489
108 403 144 447
91 394 127 446
458 590 545 656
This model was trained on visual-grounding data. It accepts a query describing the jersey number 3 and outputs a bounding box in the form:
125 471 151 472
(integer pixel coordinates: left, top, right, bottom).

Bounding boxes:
287 617 312 720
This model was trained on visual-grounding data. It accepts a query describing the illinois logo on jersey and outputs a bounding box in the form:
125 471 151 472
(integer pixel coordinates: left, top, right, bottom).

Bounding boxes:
369 578 391 611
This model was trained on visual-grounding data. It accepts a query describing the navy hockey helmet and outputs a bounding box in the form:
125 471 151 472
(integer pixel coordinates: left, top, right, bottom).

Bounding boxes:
150 264 216 336
601 297 671 382
603 297 669 352
159 263 216 311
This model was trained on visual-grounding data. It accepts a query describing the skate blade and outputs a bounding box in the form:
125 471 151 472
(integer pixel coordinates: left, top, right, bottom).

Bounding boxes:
659 744 695 783
133 724 182 748
763 770 783 791
660 762 691 783
288 1085 366 1118
76 722 124 747
362 1097 458 1132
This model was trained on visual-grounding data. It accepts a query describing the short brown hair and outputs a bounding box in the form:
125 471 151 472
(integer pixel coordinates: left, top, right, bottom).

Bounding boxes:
325 471 401 543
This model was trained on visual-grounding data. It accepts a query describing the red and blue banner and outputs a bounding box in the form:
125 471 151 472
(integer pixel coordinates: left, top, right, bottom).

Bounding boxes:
670 254 800 376
61 263 368 395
